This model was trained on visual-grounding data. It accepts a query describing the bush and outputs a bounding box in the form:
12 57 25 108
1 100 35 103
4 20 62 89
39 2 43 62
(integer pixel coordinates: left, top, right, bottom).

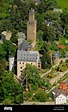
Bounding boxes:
47 74 54 78
34 90 47 102
2 98 12 105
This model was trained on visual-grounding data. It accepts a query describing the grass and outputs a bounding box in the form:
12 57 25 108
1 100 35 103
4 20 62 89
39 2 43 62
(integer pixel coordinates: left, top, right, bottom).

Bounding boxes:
55 0 68 9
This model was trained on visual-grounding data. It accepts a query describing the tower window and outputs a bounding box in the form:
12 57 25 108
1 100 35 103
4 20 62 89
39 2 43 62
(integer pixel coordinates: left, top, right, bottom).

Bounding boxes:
20 62 22 64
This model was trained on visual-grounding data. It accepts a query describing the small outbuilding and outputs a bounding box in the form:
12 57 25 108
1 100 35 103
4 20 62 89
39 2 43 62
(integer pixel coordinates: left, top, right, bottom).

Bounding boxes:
52 51 60 64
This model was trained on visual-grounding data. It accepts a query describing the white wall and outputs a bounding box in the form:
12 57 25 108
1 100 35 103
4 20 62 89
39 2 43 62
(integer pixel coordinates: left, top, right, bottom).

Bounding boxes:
9 56 14 71
56 94 66 104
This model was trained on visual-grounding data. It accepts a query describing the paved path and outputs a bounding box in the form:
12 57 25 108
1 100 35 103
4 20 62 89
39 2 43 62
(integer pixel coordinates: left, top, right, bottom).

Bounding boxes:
41 63 59 78
22 101 55 105
50 70 68 85
41 58 68 78
63 78 68 84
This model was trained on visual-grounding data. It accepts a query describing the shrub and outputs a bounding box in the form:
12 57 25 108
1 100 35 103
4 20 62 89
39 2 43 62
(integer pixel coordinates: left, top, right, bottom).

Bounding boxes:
34 90 47 102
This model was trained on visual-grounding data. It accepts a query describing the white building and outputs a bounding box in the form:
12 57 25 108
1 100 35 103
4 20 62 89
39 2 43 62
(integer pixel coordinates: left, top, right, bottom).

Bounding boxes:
55 94 66 105
9 56 14 71
52 88 68 105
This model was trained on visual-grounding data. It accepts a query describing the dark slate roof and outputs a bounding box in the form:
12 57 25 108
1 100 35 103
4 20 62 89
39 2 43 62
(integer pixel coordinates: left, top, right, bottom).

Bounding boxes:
17 50 39 62
52 51 59 58
18 39 28 50
9 56 14 58
52 88 61 98
1 34 6 41
18 39 32 50
52 88 67 98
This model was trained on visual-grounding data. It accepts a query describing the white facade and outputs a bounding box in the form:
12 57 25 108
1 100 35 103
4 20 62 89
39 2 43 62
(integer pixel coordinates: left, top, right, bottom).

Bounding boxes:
55 94 66 105
9 56 14 71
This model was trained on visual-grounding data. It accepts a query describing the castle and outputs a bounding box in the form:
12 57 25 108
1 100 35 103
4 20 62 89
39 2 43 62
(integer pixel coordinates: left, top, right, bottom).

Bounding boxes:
9 8 41 78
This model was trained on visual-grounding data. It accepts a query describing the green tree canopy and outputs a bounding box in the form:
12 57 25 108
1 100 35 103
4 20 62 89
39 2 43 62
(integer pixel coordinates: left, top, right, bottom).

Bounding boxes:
2 98 12 105
43 26 56 42
41 52 51 69
2 40 17 59
23 64 45 90
33 89 47 102
0 71 23 104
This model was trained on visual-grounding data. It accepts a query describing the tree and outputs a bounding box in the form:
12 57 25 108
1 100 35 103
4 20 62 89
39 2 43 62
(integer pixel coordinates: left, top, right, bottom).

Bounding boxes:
44 10 61 22
0 71 24 104
64 25 68 38
23 64 45 91
39 42 50 54
0 58 7 75
2 98 12 105
34 89 47 102
35 12 45 31
0 44 6 59
41 52 51 69
1 19 12 31
3 40 17 59
37 30 43 40
61 12 68 26
43 26 56 42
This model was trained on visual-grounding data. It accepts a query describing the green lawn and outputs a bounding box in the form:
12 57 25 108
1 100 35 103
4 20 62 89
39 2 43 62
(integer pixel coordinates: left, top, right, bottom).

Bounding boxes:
55 0 68 9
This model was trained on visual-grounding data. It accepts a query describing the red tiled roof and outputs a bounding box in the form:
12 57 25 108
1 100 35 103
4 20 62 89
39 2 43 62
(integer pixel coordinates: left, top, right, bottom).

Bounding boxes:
58 82 68 91
58 45 66 49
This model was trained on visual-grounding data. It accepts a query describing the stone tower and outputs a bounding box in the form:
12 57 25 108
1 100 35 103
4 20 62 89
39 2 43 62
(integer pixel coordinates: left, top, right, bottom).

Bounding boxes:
27 8 36 46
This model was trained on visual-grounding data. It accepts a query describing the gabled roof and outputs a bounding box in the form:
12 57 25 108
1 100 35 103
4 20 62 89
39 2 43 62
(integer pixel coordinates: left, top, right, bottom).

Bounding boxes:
17 50 39 62
58 82 68 91
18 39 32 51
52 51 59 58
52 86 68 98
52 88 61 98
18 39 28 50
58 45 66 49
